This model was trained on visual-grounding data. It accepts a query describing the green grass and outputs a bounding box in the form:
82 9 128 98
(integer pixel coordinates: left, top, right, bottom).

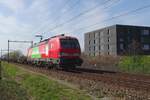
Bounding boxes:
2 62 91 100
118 56 150 74
0 79 29 100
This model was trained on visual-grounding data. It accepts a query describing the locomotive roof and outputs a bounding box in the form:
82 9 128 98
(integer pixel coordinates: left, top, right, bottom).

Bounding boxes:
41 35 77 42
30 35 77 48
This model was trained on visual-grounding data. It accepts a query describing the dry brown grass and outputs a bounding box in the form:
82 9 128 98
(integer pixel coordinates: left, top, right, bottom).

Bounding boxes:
81 54 121 67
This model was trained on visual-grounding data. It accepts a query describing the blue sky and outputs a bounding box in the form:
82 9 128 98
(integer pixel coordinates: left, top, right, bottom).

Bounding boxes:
0 0 150 54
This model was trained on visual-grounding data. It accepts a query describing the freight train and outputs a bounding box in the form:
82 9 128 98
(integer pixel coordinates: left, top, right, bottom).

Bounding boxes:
26 34 83 69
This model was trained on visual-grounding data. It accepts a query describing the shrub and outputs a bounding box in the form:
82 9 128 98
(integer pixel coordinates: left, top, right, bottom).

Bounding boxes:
118 56 150 74
81 54 120 67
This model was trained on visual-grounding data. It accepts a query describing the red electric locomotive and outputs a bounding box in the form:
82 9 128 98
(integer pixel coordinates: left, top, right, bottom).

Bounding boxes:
27 34 83 68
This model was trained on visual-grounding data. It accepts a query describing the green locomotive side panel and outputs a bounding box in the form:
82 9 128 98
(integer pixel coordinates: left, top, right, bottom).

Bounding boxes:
31 47 41 58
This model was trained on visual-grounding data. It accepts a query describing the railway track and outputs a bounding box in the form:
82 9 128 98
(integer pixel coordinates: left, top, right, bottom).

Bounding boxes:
12 63 150 99
58 69 150 91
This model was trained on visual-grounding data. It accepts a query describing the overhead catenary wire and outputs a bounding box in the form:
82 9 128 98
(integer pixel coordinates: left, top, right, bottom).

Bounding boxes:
23 0 72 42
10 0 114 40
47 0 113 32
53 0 121 32
68 3 150 34
49 0 81 25
50 0 81 22
21 0 72 43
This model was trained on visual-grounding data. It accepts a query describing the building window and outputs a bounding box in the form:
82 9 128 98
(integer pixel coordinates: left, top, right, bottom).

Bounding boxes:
108 37 110 42
89 40 91 44
119 38 124 42
142 44 149 50
99 46 101 50
94 40 95 44
93 46 95 51
120 43 124 50
107 29 110 35
108 45 110 50
99 38 101 43
89 47 91 51
142 30 149 35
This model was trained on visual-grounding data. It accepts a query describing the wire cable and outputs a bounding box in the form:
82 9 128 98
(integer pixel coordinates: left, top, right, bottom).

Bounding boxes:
32 0 71 37
68 3 150 33
34 0 80 36
54 0 121 32
47 0 113 31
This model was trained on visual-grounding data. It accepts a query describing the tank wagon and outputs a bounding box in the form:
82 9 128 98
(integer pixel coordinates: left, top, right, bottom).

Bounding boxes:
27 34 83 68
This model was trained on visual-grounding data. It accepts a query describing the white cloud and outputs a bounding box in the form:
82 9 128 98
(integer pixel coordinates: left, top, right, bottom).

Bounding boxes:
0 0 50 54
0 14 33 37
0 0 25 13
0 14 34 54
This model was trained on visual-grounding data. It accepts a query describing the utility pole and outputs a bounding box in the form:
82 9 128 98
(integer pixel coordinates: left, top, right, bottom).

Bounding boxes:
1 49 2 59
0 49 2 80
31 41 33 47
0 49 1 80
8 40 9 63
0 60 1 80
7 40 33 63
1 49 2 80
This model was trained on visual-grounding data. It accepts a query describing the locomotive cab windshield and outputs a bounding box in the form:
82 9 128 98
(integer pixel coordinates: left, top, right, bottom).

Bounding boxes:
60 39 80 49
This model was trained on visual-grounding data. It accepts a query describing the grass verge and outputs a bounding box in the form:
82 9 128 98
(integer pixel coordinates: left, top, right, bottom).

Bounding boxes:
118 56 150 74
2 62 91 100
0 79 29 100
